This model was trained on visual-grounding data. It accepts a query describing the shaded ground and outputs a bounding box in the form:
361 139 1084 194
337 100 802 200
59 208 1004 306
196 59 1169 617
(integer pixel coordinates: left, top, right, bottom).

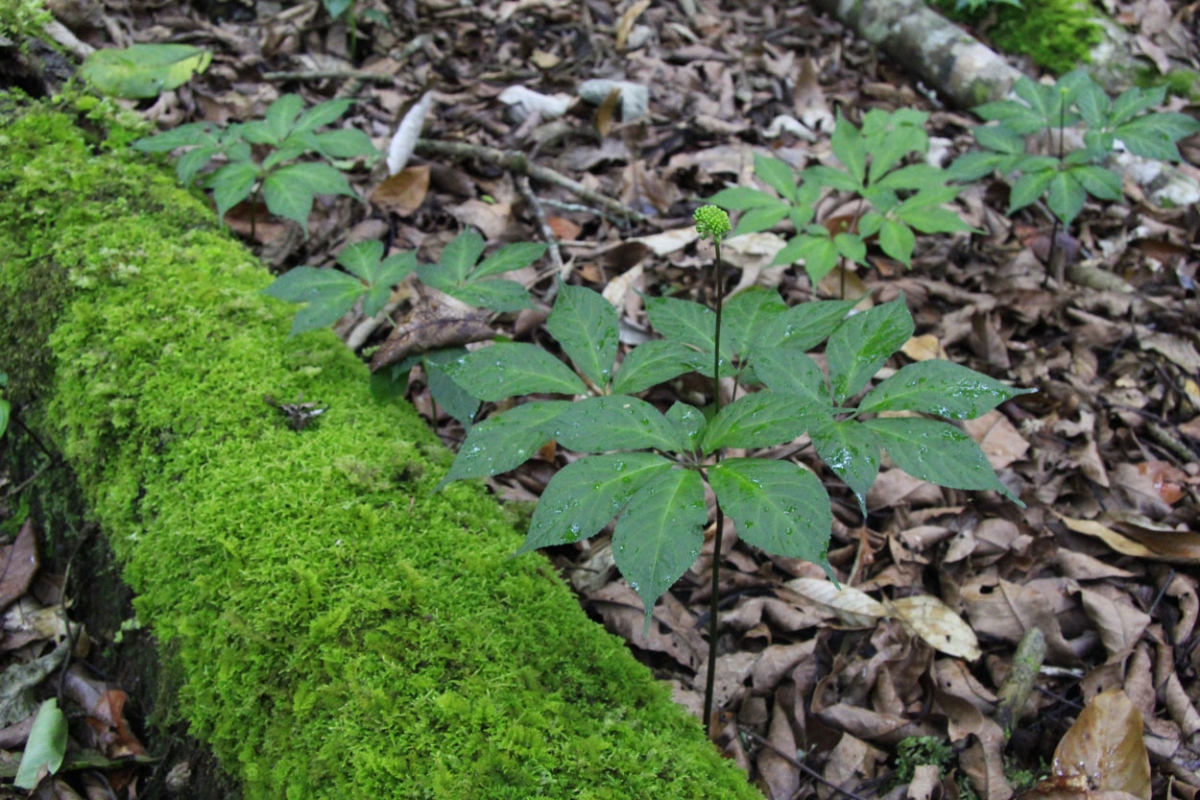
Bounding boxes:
3 0 1200 797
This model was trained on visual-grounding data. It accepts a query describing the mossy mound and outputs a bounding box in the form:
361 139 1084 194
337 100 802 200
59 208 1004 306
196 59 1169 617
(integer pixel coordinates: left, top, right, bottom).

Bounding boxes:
937 0 1103 74
0 97 761 800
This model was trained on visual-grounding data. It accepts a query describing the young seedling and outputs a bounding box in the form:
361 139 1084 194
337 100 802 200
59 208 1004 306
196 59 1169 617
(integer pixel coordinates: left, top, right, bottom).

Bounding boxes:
949 68 1200 283
436 206 1032 735
264 230 548 430
134 94 379 234
709 109 974 290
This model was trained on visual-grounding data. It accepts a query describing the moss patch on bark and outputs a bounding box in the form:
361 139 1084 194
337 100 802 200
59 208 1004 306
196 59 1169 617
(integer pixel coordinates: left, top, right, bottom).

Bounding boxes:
0 97 760 800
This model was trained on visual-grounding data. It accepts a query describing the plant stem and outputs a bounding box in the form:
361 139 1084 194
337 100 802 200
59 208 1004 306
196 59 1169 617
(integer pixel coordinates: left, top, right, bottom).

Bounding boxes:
703 238 725 737
1043 97 1067 286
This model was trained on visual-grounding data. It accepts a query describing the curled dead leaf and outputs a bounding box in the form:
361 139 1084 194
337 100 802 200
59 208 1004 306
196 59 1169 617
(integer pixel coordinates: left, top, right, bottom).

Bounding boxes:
369 291 495 372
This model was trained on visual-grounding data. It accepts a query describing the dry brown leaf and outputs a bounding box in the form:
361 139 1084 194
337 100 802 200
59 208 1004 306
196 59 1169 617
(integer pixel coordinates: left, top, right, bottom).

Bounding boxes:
369 292 495 372
0 520 39 613
1033 689 1151 800
545 216 581 241
792 56 834 134
787 578 885 627
888 595 981 661
819 733 884 800
907 764 942 800
595 88 621 137
1076 587 1150 660
634 226 698 256
369 165 430 217
1059 513 1200 564
901 334 948 361
962 410 1029 472
759 699 800 800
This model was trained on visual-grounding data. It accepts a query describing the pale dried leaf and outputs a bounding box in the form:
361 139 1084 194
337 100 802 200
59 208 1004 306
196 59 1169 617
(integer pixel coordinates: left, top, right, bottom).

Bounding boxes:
497 85 573 122
889 595 981 661
787 578 885 627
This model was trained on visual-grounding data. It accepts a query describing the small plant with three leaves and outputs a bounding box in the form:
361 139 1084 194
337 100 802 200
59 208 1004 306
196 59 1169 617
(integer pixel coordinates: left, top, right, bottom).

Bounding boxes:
134 93 378 232
709 109 974 285
263 229 547 428
948 67 1200 281
435 205 1032 733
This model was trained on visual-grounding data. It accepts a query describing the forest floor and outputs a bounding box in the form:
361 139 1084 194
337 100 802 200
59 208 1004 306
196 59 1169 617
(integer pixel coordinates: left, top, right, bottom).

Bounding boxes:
4 0 1200 798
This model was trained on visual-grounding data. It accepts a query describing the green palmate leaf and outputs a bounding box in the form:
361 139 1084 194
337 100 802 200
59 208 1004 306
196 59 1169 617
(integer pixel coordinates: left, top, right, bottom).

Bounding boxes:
612 468 707 630
294 98 354 134
323 0 354 18
754 154 800 202
425 348 480 429
644 296 733 376
707 186 779 211
611 340 703 394
337 240 385 281
14 699 67 790
263 266 364 335
1046 171 1088 225
519 453 674 552
709 458 833 563
241 120 278 146
723 288 787 358
863 417 1021 504
442 343 586 401
209 161 260 221
1008 166 1058 213
439 401 569 487
752 348 828 406
441 230 487 283
666 401 706 452
133 121 219 153
879 218 916 264
445 279 533 313
802 164 860 193
734 204 790 236
830 298 912 402
472 241 548 279
313 128 379 160
700 391 824 453
1075 81 1110 128
551 396 679 452
546 284 619 386
787 233 839 283
175 145 221 187
809 420 881 516
826 298 914 404
972 123 1029 154
263 162 355 228
860 360 1034 419
896 205 973 236
262 142 311 171
830 114 867 188
80 44 212 99
0 398 8 439
266 94 305 142
1110 85 1165 125
758 300 855 352
947 150 1013 182
834 232 867 265
1071 165 1123 201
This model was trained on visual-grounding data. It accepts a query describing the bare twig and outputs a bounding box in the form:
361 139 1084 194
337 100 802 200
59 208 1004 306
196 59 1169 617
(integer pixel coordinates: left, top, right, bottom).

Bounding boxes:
414 139 651 226
263 70 398 83
741 729 873 800
515 175 567 293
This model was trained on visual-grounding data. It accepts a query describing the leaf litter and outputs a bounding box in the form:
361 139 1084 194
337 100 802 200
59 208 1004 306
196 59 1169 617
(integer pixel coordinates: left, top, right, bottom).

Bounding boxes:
4 0 1200 796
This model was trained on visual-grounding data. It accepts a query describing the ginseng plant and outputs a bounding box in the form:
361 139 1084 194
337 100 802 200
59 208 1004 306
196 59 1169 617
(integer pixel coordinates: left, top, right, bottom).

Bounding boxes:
437 206 1032 733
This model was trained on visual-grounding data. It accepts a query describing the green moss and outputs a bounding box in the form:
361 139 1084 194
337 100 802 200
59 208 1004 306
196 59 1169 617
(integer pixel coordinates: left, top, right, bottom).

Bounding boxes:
0 0 51 44
0 98 762 799
937 0 1103 75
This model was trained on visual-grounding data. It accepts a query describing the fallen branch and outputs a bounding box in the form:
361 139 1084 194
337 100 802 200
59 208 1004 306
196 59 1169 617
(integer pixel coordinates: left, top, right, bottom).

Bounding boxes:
414 139 651 226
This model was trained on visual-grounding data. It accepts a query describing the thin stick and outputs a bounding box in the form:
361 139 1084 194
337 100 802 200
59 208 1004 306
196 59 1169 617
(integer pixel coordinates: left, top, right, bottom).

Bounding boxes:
703 234 726 736
263 70 398 83
741 730 873 800
414 139 651 226
515 174 566 280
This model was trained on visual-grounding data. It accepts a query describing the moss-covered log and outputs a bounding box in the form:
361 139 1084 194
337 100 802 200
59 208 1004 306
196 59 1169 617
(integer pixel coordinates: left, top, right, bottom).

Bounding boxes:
0 98 760 799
